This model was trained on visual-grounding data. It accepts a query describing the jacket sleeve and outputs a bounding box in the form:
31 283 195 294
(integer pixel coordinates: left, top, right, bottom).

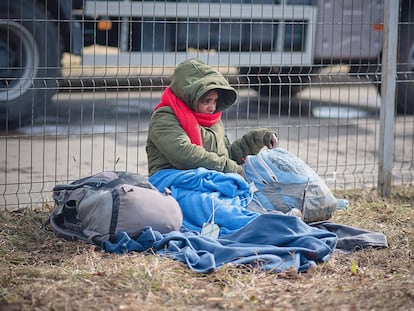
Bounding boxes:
227 129 277 164
148 109 243 173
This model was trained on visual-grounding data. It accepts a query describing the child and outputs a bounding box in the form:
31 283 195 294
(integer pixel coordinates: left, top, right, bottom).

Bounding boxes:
146 58 278 177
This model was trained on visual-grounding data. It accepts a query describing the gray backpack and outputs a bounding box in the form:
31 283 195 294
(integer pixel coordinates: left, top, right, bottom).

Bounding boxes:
243 148 341 223
47 171 183 246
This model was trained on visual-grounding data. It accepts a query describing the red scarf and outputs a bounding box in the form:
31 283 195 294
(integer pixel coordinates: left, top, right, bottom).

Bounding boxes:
153 87 222 146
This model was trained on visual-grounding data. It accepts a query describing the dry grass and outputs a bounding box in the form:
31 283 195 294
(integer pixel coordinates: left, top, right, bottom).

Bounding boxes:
0 186 413 311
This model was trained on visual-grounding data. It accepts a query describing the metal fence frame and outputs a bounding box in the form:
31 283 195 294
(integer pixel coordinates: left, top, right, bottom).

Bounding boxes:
0 0 413 210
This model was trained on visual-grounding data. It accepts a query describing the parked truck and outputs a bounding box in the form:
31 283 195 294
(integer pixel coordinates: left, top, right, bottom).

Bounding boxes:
1 0 413 129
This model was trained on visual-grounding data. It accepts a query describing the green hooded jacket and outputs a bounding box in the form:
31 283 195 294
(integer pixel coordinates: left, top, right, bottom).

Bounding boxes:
146 58 276 176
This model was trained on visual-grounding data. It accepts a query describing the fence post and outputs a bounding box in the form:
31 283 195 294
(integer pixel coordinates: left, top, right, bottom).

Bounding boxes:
378 0 399 197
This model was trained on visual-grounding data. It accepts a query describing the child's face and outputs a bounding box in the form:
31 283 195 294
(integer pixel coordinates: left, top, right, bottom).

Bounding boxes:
197 90 218 114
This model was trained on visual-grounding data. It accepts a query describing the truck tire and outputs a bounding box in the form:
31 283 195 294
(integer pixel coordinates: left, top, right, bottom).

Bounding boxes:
0 0 61 130
395 0 414 114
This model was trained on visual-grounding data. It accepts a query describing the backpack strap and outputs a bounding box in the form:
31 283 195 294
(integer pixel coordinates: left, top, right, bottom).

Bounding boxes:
108 188 121 238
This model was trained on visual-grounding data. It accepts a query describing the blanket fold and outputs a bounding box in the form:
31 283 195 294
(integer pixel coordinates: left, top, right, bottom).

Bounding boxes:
103 213 338 273
149 168 258 235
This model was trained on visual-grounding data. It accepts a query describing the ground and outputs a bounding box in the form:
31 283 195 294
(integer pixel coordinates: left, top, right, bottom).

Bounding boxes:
0 186 413 311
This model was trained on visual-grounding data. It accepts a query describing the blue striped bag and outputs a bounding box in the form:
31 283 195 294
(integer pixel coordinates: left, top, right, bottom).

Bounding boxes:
243 148 341 223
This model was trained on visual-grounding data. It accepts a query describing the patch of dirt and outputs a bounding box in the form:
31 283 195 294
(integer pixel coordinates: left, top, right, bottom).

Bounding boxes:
0 186 413 310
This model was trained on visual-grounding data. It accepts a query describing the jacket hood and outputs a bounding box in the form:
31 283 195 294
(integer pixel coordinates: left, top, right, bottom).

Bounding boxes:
169 58 237 112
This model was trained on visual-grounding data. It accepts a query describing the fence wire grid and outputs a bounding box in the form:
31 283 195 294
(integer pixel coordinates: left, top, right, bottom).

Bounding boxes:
0 0 413 209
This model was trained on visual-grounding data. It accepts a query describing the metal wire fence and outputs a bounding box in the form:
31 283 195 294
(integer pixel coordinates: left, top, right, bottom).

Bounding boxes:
0 0 413 210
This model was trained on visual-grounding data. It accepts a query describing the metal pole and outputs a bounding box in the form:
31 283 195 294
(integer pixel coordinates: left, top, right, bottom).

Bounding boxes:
378 0 399 197
120 0 129 52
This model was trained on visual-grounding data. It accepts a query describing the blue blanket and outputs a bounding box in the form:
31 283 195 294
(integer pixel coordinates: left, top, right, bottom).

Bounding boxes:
103 168 335 273
149 168 260 235
103 213 337 273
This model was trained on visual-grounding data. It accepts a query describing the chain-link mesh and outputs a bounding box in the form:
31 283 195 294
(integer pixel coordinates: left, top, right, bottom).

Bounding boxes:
0 0 413 209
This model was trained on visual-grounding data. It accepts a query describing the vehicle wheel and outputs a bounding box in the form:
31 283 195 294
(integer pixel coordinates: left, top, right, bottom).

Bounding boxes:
0 0 61 130
240 66 316 98
395 0 414 114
